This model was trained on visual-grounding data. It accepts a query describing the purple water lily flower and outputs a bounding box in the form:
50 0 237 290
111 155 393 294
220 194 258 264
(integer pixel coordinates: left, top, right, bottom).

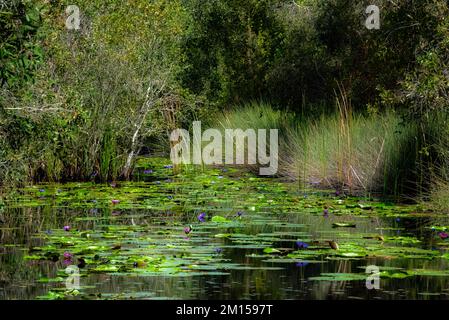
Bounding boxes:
296 261 309 267
198 212 206 222
236 211 243 217
164 165 173 169
184 226 192 234
296 241 309 249
143 169 153 174
111 199 120 205
63 252 73 259
438 232 449 240
63 259 73 266
63 225 70 232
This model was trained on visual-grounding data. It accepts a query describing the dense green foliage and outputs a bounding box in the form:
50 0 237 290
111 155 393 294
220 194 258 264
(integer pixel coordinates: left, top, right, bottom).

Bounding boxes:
0 0 43 90
1 0 449 202
1 0 206 184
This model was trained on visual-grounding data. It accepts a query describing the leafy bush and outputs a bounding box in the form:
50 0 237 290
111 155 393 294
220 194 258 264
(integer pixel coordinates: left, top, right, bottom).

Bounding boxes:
1 0 209 185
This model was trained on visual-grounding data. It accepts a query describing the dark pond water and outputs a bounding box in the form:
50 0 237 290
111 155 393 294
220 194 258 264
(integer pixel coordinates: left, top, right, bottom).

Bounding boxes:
1 158 449 300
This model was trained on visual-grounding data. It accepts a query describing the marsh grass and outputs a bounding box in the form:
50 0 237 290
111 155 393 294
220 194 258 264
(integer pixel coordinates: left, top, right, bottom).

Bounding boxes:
216 102 425 197
283 109 415 194
213 102 293 174
219 102 293 132
423 112 449 210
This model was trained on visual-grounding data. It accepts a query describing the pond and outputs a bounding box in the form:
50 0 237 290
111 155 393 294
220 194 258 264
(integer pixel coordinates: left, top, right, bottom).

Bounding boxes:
1 158 449 300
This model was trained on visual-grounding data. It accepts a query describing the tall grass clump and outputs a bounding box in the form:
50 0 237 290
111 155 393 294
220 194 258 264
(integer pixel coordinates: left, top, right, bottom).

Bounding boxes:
219 102 293 132
214 102 293 174
282 87 421 196
217 102 422 196
423 112 449 211
284 107 419 195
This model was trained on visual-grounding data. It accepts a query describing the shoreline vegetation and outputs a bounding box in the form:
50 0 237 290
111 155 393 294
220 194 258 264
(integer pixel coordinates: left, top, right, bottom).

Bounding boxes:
3 1 449 302
1 0 449 210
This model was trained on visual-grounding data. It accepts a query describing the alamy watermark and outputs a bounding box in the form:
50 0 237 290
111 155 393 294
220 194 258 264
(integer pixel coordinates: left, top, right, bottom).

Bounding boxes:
65 265 80 290
365 5 381 30
65 5 81 30
170 121 279 175
366 265 380 290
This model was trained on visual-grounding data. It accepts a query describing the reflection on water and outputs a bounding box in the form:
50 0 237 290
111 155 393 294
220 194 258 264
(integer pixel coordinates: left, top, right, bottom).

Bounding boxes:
1 160 449 300
1 202 449 300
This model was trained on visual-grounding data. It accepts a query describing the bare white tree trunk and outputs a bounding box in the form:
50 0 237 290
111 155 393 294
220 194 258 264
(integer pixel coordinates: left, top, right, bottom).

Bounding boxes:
121 78 166 179
122 110 148 179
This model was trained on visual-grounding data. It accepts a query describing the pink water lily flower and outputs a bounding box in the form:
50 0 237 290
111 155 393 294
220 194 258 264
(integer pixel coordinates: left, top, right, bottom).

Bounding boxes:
438 232 449 240
184 226 192 234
